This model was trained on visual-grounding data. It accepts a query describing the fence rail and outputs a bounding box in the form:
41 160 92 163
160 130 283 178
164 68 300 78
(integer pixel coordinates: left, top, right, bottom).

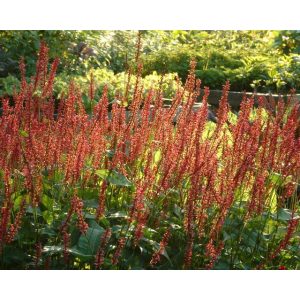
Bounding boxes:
164 90 300 110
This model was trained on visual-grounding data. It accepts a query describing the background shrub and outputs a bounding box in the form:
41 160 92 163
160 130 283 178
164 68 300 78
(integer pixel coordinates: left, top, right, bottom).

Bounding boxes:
1 30 300 98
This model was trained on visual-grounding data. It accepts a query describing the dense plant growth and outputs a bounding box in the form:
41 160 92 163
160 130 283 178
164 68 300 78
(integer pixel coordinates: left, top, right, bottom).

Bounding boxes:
0 42 299 270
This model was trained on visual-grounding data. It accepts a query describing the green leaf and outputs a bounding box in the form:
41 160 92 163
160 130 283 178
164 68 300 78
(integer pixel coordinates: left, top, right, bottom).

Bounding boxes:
41 226 57 237
153 149 162 165
161 248 172 266
95 169 109 179
43 245 63 255
98 217 110 228
68 247 94 260
269 189 278 213
214 260 231 270
269 172 292 187
42 211 54 225
79 189 99 201
13 194 28 211
96 169 132 187
111 225 123 233
19 130 29 137
173 204 183 218
83 198 99 209
88 219 104 230
41 194 54 211
107 211 128 219
85 213 97 220
75 227 105 256
107 170 132 187
26 206 42 216
277 208 300 221
222 231 231 242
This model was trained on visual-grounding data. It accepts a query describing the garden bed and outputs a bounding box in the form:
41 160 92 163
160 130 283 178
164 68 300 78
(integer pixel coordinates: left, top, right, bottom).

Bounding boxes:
0 43 299 270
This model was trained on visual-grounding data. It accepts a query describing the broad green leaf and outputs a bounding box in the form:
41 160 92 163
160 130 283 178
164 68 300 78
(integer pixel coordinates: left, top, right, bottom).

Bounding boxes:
98 217 110 228
19 130 29 137
269 189 278 213
83 198 99 208
96 169 132 187
41 194 54 211
42 211 53 225
161 248 172 266
13 194 29 211
26 206 42 216
85 213 97 220
107 211 128 219
75 227 105 256
95 169 110 179
68 247 94 260
88 219 104 230
111 225 123 233
153 149 162 165
107 170 132 187
53 170 65 182
173 204 183 218
79 188 99 201
277 208 300 221
214 260 231 270
41 226 57 237
269 172 292 187
222 231 231 242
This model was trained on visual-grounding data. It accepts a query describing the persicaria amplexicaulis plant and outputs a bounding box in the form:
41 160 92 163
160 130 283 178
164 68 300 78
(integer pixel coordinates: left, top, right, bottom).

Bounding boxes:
0 41 299 270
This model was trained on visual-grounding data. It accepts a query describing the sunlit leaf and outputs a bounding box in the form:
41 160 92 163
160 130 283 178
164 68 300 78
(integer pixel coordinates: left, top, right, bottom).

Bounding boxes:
107 170 132 187
19 130 28 138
